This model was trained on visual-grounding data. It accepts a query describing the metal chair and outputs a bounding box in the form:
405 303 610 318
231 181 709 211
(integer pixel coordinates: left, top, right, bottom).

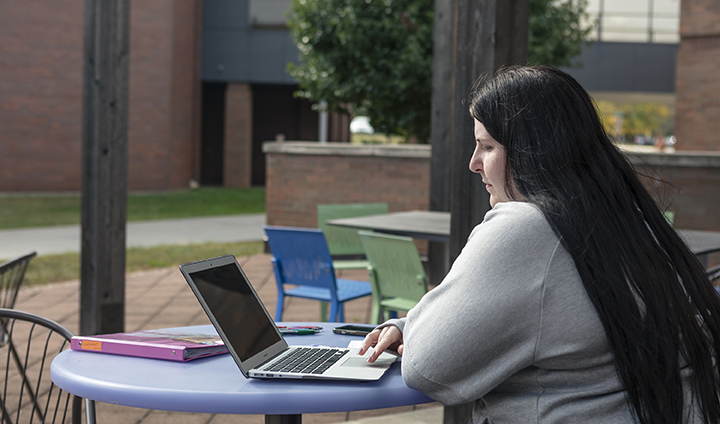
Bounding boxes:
359 231 428 324
0 308 96 424
708 264 720 286
1 252 37 346
264 226 373 322
0 252 37 311
317 203 388 270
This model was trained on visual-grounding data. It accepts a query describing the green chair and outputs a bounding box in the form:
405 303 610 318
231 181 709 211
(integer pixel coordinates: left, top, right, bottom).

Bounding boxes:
317 203 389 270
663 211 675 225
359 231 428 324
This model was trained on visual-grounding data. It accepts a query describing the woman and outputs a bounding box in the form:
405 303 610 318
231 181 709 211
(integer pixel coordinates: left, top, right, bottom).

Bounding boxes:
359 65 720 423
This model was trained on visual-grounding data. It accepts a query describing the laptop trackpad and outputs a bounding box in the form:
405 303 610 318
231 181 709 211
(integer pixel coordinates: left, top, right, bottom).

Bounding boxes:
342 355 396 368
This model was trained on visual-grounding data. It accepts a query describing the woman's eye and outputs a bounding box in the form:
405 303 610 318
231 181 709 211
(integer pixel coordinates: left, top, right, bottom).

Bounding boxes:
482 145 492 151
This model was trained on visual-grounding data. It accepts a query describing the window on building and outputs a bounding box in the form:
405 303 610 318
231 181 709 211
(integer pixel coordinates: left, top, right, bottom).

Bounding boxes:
585 0 679 43
249 0 290 28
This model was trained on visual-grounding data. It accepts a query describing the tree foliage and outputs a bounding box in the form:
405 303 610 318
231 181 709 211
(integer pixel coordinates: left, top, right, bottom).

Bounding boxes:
529 0 593 67
288 0 593 143
288 0 434 141
596 101 674 142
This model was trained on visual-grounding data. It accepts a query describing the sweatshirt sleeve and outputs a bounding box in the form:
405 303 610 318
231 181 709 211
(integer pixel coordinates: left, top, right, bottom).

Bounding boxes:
400 202 561 405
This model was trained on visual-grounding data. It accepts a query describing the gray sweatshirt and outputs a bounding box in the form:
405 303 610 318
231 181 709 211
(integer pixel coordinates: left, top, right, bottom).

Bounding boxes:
386 202 635 423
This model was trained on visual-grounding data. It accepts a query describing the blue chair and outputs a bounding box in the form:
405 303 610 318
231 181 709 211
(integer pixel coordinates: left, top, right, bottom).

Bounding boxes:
708 264 720 290
264 226 373 322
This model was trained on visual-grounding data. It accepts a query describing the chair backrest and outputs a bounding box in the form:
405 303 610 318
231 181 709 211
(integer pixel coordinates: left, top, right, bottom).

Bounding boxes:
0 308 94 424
0 252 37 311
663 211 675 226
317 203 388 256
359 231 427 301
264 226 339 292
708 264 720 286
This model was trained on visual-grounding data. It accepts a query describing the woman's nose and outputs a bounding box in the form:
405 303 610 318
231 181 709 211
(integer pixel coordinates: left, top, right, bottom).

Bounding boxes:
469 148 482 173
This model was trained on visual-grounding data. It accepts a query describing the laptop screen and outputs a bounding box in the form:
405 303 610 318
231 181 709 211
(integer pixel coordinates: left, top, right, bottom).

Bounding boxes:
188 263 281 361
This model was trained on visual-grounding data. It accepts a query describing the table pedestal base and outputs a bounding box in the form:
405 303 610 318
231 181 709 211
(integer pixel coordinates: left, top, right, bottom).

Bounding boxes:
266 414 301 424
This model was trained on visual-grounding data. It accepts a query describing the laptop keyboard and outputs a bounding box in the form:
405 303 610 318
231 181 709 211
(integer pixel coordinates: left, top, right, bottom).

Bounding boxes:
262 347 348 374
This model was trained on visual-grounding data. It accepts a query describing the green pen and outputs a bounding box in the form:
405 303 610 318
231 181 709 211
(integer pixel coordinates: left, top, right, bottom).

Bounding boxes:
278 328 317 335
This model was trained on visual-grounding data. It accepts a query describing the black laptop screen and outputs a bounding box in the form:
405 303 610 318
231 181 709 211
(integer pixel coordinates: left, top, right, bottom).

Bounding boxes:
189 263 281 361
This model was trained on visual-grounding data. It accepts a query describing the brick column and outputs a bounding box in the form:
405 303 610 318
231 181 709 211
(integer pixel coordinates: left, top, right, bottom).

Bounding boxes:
674 0 720 151
224 83 253 188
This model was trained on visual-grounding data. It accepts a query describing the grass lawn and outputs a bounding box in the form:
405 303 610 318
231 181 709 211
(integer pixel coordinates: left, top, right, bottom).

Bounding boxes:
23 241 264 287
1 187 267 285
0 187 266 230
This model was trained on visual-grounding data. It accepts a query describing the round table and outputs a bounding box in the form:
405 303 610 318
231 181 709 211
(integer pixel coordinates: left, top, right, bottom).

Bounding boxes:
51 323 433 423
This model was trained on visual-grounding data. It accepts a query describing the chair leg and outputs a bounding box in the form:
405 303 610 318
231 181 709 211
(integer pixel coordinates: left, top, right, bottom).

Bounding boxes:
275 293 285 322
368 269 382 325
329 302 340 323
320 302 329 322
371 301 382 325
384 308 392 323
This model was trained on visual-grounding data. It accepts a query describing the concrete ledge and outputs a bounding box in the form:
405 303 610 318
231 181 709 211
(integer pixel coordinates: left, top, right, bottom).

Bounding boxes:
624 150 720 168
263 141 431 159
263 142 720 167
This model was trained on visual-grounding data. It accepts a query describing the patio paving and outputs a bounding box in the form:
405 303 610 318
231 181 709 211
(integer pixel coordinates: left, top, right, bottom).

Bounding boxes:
13 253 441 424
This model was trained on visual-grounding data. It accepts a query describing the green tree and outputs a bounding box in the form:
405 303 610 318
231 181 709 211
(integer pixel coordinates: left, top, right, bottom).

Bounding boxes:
595 101 675 143
288 0 434 141
288 0 593 143
529 0 593 67
621 103 674 139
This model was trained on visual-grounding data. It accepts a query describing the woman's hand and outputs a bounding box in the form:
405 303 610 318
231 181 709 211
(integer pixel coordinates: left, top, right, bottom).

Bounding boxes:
357 325 404 363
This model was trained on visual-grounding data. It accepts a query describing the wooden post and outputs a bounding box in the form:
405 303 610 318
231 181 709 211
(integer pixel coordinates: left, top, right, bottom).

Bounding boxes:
494 0 530 68
427 0 454 287
80 0 130 335
430 0 529 422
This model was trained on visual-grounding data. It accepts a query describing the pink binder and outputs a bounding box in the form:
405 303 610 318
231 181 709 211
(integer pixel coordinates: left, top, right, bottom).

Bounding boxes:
71 329 228 362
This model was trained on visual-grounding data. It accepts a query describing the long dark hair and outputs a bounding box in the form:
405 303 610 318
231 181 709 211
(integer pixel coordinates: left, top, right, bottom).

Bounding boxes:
469 65 720 424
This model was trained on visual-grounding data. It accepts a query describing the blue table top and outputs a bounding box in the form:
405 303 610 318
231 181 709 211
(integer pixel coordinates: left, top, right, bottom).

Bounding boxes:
51 323 433 415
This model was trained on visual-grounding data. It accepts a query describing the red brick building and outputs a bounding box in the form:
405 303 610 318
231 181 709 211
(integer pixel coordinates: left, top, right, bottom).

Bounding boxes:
675 0 720 151
1 0 718 194
0 0 333 192
0 1 204 192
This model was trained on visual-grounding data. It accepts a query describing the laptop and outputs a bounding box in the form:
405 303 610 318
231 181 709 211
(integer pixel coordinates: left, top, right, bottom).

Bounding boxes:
179 254 396 381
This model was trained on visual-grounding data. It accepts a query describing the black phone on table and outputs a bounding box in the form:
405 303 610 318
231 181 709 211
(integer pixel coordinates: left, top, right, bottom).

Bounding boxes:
332 324 377 336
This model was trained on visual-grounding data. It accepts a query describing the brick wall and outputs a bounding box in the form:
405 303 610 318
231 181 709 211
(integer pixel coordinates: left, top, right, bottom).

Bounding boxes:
0 1 85 191
0 0 202 192
674 0 720 152
265 142 720 234
626 151 720 232
679 0 720 35
653 165 720 230
264 143 431 229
